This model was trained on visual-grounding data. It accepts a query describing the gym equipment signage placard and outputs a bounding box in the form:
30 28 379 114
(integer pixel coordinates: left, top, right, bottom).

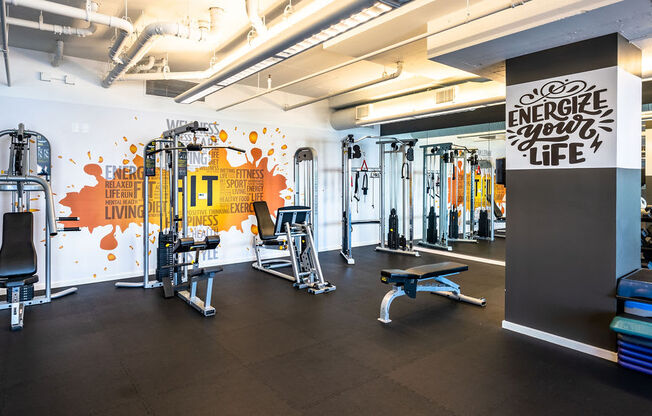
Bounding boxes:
506 67 618 170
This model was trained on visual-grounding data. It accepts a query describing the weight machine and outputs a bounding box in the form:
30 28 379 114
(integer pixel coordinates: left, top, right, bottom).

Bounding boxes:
115 121 244 317
474 159 495 241
0 124 79 329
341 135 419 264
422 143 497 251
252 148 335 294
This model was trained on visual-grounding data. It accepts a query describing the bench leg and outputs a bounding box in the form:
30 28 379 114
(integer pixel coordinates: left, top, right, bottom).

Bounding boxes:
432 291 486 306
378 286 405 324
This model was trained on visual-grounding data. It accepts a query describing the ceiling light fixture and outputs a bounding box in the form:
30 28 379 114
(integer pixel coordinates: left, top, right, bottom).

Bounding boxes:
174 0 397 104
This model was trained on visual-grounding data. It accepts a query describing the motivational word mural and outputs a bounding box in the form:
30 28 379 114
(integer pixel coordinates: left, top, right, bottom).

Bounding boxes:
506 67 617 169
59 120 290 264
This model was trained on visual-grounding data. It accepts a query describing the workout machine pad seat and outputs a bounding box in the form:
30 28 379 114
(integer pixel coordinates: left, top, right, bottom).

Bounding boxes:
0 212 37 278
617 269 652 301
381 262 468 299
381 262 468 282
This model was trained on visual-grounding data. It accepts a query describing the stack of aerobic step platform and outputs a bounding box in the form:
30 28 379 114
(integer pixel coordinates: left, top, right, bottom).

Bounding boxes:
610 269 652 375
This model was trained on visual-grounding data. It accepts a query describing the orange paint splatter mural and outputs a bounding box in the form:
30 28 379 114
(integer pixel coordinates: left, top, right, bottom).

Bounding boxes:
249 131 258 144
59 144 288 251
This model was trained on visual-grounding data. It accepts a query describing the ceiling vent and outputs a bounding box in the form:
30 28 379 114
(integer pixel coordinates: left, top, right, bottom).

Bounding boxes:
146 80 205 101
355 104 371 120
435 86 456 104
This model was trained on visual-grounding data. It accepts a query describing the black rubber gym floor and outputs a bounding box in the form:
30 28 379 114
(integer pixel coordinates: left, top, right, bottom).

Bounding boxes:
447 238 506 261
1 245 651 415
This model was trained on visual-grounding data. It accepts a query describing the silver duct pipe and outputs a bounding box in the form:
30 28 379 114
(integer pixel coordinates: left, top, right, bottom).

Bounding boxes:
176 0 378 104
6 16 96 36
102 22 204 88
212 0 530 112
108 29 129 63
51 39 63 66
1 0 10 86
283 62 403 111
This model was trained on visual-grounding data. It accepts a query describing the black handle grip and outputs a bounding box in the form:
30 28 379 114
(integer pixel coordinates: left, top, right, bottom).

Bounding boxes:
62 227 81 232
57 216 79 221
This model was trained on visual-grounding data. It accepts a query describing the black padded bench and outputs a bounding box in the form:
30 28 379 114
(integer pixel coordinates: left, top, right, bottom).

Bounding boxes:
378 261 486 323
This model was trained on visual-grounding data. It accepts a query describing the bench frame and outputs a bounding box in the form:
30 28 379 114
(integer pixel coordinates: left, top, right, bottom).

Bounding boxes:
378 271 486 323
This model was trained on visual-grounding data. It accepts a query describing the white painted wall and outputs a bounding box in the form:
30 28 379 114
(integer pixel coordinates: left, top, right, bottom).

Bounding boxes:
0 48 379 289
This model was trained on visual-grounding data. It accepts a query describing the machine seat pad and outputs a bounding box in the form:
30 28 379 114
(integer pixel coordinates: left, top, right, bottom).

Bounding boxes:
188 266 223 278
381 262 468 282
0 274 39 288
618 269 652 301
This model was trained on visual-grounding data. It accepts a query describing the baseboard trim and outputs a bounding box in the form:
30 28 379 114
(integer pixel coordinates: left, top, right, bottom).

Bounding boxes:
415 246 506 267
502 320 617 362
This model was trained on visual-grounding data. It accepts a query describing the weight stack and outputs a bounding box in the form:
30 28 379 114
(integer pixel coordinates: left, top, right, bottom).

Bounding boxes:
156 232 174 283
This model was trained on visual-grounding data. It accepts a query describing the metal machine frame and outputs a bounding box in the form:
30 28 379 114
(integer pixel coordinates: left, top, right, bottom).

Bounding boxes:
0 124 78 329
421 143 496 251
252 205 335 294
376 137 419 257
115 121 244 316
294 147 318 250
341 135 419 264
252 148 335 294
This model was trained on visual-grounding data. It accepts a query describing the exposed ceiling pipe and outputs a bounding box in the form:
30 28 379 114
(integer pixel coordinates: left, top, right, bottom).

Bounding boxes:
213 0 531 112
102 22 206 88
246 0 267 35
6 0 98 37
122 69 211 81
1 0 10 86
331 96 505 130
122 0 381 86
358 100 506 127
130 55 156 73
6 16 96 36
5 0 133 48
283 61 403 111
209 7 223 34
176 0 380 104
51 39 63 66
330 76 488 110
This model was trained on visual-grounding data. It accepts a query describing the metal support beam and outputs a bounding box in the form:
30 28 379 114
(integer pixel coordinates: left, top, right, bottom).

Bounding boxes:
1 0 11 86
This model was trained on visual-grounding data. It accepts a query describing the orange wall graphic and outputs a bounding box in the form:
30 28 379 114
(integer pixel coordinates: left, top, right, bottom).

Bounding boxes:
59 130 289 261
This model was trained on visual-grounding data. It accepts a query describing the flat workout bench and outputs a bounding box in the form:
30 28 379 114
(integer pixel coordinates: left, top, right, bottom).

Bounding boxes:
378 261 486 323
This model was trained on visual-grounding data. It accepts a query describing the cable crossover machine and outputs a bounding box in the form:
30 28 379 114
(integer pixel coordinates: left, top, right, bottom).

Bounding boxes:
0 124 80 329
341 135 419 264
252 147 335 294
115 121 244 316
421 142 495 251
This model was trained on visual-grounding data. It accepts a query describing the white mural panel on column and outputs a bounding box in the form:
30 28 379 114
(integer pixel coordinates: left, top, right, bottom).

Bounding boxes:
505 66 637 170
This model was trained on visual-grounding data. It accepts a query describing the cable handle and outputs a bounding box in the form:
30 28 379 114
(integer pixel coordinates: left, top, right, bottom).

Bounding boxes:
401 162 409 179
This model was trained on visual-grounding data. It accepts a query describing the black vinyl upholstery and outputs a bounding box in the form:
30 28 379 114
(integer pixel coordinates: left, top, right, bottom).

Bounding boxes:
0 212 38 281
381 262 468 281
380 262 469 299
253 201 277 240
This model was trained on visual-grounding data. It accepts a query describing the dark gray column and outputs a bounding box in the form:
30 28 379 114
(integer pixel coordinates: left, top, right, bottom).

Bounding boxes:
504 34 642 354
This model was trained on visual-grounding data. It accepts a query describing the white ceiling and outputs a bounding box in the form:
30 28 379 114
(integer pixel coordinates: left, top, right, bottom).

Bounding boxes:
4 0 652 110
